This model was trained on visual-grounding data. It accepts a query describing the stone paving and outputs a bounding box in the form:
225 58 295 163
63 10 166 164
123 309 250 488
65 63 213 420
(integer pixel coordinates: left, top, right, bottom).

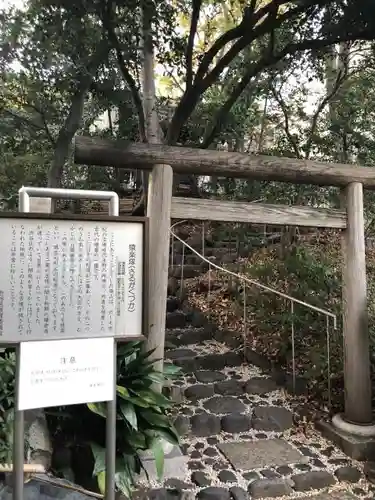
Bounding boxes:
135 317 375 499
136 238 375 499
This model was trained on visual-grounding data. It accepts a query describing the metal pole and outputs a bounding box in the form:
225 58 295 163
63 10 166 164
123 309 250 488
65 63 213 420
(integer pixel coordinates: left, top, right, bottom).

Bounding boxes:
106 199 118 500
13 345 24 500
13 189 33 500
17 186 119 500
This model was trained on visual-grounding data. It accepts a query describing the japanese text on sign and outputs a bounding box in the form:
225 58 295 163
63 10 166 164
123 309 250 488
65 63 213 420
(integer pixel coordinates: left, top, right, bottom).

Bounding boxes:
18 337 115 410
0 217 144 342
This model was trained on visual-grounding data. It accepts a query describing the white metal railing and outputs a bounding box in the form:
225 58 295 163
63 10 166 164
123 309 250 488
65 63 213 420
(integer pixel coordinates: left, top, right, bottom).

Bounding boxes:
170 219 337 406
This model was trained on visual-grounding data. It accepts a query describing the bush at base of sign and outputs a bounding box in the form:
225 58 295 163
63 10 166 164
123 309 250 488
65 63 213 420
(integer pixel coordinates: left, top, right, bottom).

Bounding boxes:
86 341 181 499
0 350 16 463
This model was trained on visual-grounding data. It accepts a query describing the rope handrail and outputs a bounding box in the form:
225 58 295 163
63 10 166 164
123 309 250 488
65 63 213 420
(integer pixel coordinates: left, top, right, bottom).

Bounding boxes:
170 220 337 328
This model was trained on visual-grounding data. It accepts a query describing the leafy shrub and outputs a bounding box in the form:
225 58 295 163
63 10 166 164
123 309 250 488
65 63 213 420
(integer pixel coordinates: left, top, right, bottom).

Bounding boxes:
0 342 180 498
0 350 16 463
86 341 180 498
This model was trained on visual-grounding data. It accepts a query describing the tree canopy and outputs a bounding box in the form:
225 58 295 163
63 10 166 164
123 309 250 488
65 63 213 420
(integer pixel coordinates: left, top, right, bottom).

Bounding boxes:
1 0 375 198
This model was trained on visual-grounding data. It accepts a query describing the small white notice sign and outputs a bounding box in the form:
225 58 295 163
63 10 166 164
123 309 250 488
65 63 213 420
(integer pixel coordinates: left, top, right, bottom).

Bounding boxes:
18 337 114 410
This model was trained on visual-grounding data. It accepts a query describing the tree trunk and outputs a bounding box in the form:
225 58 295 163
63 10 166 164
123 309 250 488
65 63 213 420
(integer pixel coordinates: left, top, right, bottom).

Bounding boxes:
326 43 350 164
50 93 88 184
258 95 269 153
47 40 109 200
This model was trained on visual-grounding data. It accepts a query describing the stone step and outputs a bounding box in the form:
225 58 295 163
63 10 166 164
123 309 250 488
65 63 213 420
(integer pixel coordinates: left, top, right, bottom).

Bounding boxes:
169 263 246 282
166 312 189 329
166 326 216 348
175 401 295 438
208 240 239 248
165 348 243 372
170 239 240 253
134 485 358 500
171 253 239 266
166 311 207 329
169 265 205 279
171 370 294 438
183 376 278 402
166 326 243 350
171 254 201 266
134 419 365 496
165 371 280 406
166 297 181 313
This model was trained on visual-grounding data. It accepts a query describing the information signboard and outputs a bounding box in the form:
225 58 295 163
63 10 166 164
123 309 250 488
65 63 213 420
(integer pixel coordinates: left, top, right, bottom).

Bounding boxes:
0 214 146 343
18 337 114 410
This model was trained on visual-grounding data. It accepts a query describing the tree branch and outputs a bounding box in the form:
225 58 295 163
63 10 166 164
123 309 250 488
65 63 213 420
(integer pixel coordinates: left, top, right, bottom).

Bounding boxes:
27 100 56 145
270 84 302 158
305 67 348 158
164 66 184 93
2 108 55 145
167 2 311 144
186 0 202 90
200 3 313 91
37 108 56 145
201 78 256 149
167 0 374 146
103 0 146 142
48 39 110 189
193 33 367 150
1 91 56 145
194 0 293 84
201 27 277 149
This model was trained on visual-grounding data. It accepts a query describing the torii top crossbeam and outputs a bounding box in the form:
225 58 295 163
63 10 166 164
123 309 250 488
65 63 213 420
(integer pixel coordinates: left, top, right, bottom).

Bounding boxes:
74 136 375 189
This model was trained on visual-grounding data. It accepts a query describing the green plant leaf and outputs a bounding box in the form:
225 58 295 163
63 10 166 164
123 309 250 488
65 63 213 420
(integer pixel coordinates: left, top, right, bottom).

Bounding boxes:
91 443 106 475
87 402 106 418
152 439 164 481
97 471 106 494
117 342 141 358
132 389 172 408
118 391 151 408
145 427 179 445
147 372 165 384
126 431 147 449
125 353 160 374
116 386 130 397
156 426 180 445
115 470 132 498
120 403 137 430
163 364 181 377
117 386 153 408
139 409 171 428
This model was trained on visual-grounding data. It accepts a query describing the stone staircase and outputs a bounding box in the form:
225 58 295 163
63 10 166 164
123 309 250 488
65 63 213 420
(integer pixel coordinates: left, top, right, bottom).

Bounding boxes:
135 232 374 500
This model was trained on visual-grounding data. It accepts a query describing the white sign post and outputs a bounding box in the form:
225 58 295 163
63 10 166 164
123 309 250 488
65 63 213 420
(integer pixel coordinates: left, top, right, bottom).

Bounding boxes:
10 187 148 500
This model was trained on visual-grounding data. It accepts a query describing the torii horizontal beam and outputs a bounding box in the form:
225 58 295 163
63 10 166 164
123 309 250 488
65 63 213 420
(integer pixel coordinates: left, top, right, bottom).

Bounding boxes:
171 197 347 228
74 136 375 189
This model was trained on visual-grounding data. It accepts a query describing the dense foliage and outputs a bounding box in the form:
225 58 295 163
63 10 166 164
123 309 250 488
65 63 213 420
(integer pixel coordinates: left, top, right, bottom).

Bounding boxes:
1 0 375 196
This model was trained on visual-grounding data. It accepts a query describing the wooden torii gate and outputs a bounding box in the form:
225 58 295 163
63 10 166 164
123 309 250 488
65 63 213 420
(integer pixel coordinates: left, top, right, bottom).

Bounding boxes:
74 135 375 448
